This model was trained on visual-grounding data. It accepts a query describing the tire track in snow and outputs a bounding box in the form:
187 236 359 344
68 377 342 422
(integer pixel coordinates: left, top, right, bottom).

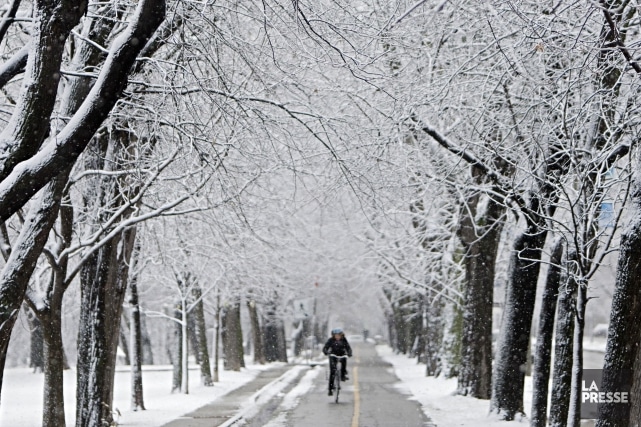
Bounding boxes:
260 366 321 427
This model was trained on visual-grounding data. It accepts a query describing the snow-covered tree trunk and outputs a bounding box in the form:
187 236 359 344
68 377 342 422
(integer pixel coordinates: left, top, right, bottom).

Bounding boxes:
171 303 182 393
457 182 504 399
491 222 548 419
630 344 641 424
531 237 564 427
36 185 73 427
550 274 577 427
568 281 587 427
192 287 213 386
41 303 67 426
187 310 200 365
222 301 245 371
392 296 414 354
213 293 221 382
75 122 141 426
276 317 288 363
263 306 287 363
247 299 266 365
129 268 145 411
425 296 443 376
76 225 136 427
408 302 423 360
441 296 464 379
596 202 641 425
181 297 189 394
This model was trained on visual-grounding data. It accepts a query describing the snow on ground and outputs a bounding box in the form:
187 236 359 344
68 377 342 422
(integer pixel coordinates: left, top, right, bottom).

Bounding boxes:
377 345 533 426
0 361 277 427
261 366 321 427
219 365 307 427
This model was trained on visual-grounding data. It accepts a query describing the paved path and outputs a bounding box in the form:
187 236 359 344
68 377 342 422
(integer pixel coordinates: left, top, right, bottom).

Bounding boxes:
276 343 435 427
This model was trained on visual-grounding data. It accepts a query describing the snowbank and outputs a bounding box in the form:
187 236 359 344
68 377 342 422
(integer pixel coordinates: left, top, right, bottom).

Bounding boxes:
0 361 275 427
377 345 533 426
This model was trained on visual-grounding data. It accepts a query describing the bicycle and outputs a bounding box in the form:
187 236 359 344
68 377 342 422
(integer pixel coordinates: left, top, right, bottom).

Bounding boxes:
328 354 349 403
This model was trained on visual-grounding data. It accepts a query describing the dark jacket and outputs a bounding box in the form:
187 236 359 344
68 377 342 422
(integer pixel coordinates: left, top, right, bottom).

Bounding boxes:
323 336 352 357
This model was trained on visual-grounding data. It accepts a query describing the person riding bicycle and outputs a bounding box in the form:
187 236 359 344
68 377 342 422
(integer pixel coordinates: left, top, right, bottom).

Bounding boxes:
323 328 352 396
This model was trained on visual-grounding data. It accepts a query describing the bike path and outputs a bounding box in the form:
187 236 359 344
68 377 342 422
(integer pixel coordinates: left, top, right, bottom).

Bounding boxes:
284 343 436 427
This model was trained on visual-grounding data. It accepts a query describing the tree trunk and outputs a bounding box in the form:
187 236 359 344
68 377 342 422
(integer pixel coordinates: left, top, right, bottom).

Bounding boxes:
491 226 547 419
442 298 463 379
457 193 504 398
181 298 189 394
277 317 288 363
531 238 564 427
76 239 119 427
596 218 641 426
222 301 245 371
41 303 66 427
550 275 577 427
213 293 221 382
425 295 443 376
171 303 182 393
37 179 73 427
263 305 288 363
247 299 266 365
76 225 136 427
408 302 423 359
630 335 641 424
395 297 412 354
386 311 397 353
568 282 587 427
129 269 145 411
192 287 213 386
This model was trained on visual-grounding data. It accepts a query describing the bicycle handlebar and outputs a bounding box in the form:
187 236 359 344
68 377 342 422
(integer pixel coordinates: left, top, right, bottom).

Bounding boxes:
328 354 349 359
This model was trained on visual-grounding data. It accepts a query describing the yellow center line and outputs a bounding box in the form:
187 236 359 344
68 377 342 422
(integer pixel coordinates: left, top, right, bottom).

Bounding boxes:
351 349 361 427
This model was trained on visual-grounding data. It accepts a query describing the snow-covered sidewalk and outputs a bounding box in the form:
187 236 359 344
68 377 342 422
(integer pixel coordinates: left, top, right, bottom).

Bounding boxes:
377 345 532 426
0 362 278 427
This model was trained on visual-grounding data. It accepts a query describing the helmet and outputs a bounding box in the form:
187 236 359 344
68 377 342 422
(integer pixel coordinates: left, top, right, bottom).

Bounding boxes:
331 328 344 335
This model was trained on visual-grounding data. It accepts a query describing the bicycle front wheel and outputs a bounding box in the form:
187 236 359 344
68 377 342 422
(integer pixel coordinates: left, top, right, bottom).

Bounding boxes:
334 370 341 403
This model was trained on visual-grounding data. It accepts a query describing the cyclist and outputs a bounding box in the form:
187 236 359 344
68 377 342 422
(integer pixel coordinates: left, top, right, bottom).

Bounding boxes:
323 328 353 396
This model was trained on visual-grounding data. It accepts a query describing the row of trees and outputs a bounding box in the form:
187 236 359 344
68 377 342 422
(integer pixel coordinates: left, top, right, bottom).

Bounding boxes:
372 1 641 426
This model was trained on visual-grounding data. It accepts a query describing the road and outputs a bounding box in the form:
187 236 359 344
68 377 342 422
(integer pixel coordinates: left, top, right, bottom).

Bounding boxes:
255 342 435 427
